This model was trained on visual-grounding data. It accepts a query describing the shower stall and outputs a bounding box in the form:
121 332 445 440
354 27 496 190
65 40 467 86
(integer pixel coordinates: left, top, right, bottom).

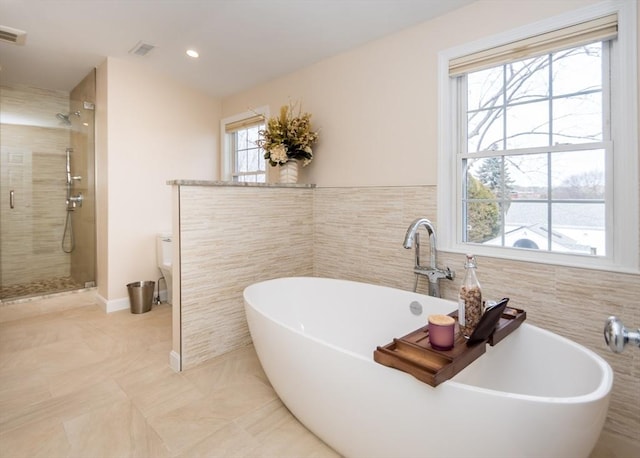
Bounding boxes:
0 70 96 302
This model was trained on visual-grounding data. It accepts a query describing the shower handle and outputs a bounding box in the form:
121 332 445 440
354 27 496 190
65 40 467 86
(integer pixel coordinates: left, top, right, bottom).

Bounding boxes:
9 190 15 209
68 193 83 208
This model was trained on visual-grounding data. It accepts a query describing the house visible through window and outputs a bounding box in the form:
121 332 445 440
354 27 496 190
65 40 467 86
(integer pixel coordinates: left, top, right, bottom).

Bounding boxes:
438 4 638 271
462 41 608 256
223 113 266 183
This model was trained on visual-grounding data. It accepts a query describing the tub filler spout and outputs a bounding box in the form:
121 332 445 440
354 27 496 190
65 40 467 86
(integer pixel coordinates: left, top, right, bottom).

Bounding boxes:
403 217 454 297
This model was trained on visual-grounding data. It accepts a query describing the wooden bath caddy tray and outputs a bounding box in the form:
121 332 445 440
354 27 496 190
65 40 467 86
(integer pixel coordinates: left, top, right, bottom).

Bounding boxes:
374 307 526 387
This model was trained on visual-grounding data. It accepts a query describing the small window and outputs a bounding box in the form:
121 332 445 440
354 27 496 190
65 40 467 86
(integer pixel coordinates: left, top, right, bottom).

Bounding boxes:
221 109 267 183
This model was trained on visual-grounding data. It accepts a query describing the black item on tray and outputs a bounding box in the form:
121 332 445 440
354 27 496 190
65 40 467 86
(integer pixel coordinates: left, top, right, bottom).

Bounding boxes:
466 298 510 346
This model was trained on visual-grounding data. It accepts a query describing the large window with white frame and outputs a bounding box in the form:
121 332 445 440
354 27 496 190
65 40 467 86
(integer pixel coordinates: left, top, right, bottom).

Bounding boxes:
464 41 609 255
438 3 638 271
221 109 267 183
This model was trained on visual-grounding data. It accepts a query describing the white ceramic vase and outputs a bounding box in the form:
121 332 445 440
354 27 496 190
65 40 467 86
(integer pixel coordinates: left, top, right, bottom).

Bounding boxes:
279 160 299 184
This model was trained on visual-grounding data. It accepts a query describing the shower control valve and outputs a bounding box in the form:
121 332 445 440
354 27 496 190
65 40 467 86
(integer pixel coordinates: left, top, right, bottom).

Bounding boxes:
67 193 83 208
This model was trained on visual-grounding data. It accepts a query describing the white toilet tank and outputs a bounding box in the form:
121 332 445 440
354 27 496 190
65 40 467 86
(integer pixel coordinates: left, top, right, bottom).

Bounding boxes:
156 233 173 304
156 234 172 267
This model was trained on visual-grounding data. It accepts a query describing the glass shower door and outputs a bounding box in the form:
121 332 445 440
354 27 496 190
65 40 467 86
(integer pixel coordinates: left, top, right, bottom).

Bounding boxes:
0 70 96 302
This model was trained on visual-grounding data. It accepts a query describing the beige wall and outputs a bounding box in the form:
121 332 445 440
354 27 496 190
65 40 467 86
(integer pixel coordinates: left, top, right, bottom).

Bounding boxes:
96 57 221 304
222 0 603 187
220 0 639 449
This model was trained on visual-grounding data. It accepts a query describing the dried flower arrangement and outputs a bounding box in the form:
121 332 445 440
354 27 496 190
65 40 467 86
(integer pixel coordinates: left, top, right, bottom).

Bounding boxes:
258 102 319 167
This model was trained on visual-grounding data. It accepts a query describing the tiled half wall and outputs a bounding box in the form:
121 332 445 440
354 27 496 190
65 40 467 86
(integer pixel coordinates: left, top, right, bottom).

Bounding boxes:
177 184 638 446
177 185 314 370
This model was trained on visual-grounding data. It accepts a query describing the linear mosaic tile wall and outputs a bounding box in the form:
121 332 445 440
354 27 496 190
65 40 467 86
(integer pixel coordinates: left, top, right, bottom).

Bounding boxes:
178 185 314 370
313 185 640 446
313 186 432 291
0 84 71 288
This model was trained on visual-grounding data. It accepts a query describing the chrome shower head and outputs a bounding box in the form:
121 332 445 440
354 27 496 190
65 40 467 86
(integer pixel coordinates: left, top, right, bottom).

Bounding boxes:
56 112 71 125
56 111 81 126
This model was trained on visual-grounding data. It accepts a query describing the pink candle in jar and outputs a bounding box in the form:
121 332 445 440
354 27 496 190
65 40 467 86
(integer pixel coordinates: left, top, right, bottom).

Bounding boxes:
428 314 455 351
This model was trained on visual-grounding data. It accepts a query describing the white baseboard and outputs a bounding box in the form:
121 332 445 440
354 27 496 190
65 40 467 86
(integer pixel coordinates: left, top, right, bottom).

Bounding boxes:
169 350 181 372
95 293 130 313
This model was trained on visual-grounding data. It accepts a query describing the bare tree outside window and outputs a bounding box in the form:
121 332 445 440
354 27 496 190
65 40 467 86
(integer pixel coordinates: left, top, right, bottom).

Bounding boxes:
461 42 608 255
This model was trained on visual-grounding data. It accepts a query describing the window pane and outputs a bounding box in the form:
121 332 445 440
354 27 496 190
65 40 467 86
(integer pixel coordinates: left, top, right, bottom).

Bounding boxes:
467 108 504 152
468 66 503 110
247 125 261 145
506 153 548 198
237 150 248 172
507 55 550 103
503 202 549 250
248 147 258 171
553 93 602 144
552 43 602 97
466 157 514 199
551 150 604 199
465 200 502 244
237 130 248 149
230 122 266 179
506 100 549 149
552 203 605 255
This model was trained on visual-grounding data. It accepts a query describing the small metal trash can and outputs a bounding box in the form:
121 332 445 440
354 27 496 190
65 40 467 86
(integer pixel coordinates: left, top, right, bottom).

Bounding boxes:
127 281 155 314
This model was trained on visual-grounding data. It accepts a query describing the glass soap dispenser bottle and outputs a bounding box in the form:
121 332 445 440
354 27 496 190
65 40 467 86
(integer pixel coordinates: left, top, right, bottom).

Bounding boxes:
458 254 483 339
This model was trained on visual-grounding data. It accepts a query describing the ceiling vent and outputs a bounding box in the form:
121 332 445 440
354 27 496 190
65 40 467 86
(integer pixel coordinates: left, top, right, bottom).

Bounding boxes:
0 26 27 45
129 41 155 57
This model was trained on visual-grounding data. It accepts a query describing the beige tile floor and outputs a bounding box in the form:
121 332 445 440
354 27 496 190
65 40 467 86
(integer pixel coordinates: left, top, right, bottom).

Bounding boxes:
0 290 634 458
0 291 339 458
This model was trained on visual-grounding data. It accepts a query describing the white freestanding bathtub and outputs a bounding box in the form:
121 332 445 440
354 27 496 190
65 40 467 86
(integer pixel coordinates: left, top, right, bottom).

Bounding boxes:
243 277 613 458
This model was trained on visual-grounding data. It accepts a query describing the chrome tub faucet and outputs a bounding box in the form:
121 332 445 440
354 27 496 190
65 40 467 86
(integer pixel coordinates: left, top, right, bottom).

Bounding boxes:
403 217 454 297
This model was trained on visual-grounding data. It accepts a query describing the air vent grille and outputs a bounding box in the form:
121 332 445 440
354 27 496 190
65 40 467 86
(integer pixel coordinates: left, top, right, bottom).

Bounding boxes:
0 26 27 45
129 41 155 57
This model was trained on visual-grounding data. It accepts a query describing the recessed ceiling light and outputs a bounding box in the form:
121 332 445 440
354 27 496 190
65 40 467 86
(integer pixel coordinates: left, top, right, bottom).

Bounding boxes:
186 49 199 58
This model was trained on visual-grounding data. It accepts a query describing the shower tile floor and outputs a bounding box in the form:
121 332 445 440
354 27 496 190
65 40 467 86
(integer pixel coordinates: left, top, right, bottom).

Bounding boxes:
0 276 85 302
0 291 633 457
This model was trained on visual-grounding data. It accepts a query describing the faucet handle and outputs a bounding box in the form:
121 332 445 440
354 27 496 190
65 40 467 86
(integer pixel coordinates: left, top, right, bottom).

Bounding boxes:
604 316 640 353
444 266 455 280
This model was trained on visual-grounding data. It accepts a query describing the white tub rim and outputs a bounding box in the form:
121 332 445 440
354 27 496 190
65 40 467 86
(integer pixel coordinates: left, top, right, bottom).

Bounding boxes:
244 276 613 404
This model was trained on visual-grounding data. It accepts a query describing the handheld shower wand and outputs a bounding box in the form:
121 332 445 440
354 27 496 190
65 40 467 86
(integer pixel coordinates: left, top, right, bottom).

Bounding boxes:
66 148 72 184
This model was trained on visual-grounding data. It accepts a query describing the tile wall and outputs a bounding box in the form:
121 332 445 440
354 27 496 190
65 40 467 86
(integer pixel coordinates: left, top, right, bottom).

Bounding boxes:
0 84 70 287
177 183 638 447
313 185 639 448
177 184 314 370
